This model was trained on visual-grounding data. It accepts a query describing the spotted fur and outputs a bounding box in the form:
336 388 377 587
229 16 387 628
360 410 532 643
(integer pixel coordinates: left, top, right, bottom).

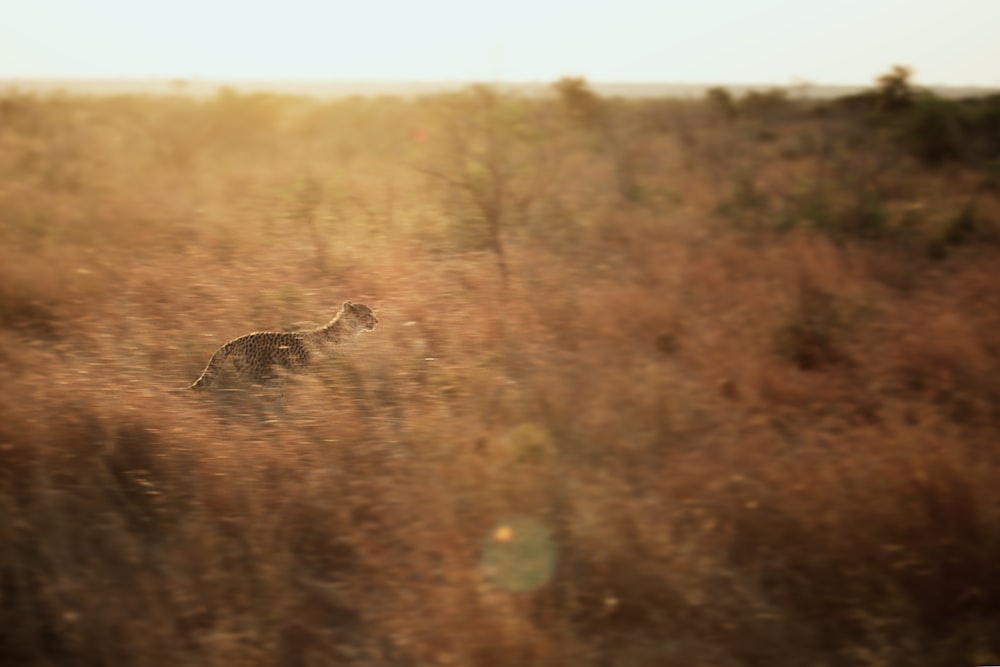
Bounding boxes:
190 300 377 391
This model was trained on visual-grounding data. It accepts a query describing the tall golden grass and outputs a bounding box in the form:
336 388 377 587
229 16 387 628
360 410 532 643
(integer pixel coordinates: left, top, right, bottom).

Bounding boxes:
1 85 999 666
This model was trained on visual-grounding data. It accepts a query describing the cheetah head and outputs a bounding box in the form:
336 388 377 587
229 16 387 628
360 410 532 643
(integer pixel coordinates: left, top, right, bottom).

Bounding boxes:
342 300 379 333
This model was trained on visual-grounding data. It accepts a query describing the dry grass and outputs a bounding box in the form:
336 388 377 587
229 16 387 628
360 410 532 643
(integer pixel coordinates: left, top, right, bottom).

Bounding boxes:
1 87 999 666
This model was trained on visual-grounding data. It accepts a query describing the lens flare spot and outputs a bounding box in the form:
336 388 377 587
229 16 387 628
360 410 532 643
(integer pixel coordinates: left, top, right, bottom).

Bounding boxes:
494 525 515 542
481 516 556 592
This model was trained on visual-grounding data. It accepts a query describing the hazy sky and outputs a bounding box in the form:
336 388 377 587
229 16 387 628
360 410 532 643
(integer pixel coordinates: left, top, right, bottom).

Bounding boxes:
2 0 997 86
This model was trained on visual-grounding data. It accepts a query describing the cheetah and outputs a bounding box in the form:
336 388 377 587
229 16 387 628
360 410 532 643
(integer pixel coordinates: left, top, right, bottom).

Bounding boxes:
190 300 378 391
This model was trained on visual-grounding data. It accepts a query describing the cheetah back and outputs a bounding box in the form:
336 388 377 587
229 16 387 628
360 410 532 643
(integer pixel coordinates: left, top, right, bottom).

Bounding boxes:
225 332 312 383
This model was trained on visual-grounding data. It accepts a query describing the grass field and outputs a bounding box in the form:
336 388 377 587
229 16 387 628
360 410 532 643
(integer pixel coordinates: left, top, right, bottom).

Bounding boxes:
2 80 999 666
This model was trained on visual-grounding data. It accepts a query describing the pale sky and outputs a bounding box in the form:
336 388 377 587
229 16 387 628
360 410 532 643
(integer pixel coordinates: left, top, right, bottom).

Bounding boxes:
1 0 998 86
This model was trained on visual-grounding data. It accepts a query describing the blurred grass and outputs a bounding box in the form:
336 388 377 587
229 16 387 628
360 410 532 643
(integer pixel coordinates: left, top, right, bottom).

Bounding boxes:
1 81 999 666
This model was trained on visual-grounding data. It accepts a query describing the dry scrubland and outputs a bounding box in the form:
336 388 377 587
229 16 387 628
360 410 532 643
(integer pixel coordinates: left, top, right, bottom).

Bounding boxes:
2 78 1000 666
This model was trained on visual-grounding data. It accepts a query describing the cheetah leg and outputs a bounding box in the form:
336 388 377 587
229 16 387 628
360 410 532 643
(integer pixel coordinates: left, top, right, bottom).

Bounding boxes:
190 349 228 390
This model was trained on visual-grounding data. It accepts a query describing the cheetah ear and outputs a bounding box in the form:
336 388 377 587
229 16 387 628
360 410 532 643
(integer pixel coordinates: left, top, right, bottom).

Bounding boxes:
342 300 353 309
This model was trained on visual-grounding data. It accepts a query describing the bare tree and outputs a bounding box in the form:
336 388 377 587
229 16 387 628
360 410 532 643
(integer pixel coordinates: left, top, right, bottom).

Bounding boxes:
415 86 527 284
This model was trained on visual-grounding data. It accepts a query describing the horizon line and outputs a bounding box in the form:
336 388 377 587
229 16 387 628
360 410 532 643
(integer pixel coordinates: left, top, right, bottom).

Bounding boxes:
2 77 998 98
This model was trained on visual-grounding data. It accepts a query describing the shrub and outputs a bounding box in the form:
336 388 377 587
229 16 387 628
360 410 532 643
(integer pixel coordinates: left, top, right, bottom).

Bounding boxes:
876 65 916 112
552 76 606 129
705 86 737 122
739 88 792 117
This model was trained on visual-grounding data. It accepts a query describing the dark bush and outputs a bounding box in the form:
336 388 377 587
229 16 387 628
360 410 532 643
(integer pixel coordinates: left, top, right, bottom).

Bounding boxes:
903 96 965 165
